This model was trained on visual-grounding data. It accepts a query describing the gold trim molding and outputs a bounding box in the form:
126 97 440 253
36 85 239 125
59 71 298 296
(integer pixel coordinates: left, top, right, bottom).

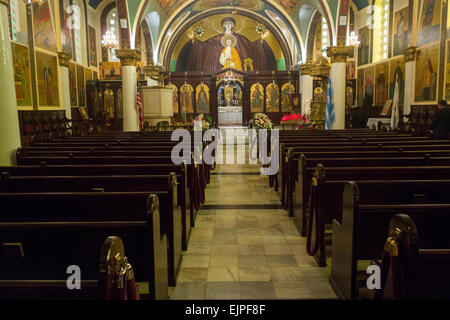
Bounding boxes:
57 52 70 68
403 47 417 63
115 49 141 67
326 46 353 63
0 0 9 7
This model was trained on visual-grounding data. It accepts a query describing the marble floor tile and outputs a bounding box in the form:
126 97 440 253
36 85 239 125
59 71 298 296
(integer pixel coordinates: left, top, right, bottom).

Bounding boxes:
273 282 310 299
211 244 238 256
181 255 210 268
264 244 293 255
170 282 206 300
265 255 298 267
239 267 271 282
177 268 209 283
209 255 239 268
271 266 303 282
237 235 263 245
237 244 266 255
239 282 276 299
207 267 239 282
205 282 241 300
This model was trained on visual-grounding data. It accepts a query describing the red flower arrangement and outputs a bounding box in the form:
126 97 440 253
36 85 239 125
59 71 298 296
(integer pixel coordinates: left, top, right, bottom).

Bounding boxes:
281 113 307 129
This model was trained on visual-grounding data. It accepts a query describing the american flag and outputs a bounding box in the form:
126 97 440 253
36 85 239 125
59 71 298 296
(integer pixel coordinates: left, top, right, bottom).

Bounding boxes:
137 87 144 129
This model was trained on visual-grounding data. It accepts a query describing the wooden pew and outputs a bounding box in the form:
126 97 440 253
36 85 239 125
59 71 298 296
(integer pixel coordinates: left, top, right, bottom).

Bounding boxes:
0 193 168 300
307 168 450 266
0 163 193 250
372 214 450 300
293 156 450 236
0 173 182 287
330 182 450 300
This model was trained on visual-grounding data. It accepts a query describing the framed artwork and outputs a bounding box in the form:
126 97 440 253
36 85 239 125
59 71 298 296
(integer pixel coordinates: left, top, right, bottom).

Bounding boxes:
390 58 405 105
375 62 389 106
357 68 365 106
358 26 370 66
11 42 32 106
393 6 409 57
69 62 78 106
168 83 179 113
77 65 85 107
250 83 264 113
100 62 122 80
291 93 301 112
346 60 356 79
266 83 280 112
88 26 97 67
35 51 59 107
196 83 210 113
32 0 57 52
380 99 393 116
281 83 295 112
79 106 89 120
180 84 194 113
417 0 441 47
414 43 439 103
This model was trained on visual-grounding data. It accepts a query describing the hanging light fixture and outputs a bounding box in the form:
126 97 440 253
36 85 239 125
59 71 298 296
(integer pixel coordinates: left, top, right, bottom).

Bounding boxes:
348 31 360 46
102 30 119 51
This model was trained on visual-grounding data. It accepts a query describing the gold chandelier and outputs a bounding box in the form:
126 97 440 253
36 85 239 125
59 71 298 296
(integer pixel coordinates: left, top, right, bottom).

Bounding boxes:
102 30 119 51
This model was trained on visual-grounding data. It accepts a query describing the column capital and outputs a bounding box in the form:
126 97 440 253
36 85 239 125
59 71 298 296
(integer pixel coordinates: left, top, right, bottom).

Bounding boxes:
0 0 9 7
326 46 353 63
115 49 141 67
57 52 70 68
300 63 315 76
403 46 417 62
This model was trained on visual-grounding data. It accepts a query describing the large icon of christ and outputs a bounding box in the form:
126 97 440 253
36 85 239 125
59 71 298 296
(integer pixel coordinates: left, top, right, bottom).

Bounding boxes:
176 17 277 72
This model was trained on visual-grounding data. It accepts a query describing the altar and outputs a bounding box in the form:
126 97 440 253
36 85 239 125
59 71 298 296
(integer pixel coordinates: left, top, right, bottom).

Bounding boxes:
218 106 243 125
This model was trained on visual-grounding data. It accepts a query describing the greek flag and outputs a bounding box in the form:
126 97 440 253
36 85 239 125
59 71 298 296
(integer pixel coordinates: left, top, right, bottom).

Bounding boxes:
325 77 335 130
390 74 400 130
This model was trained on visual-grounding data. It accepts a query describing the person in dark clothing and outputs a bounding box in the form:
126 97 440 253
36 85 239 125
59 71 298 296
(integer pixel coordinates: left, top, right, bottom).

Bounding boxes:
430 100 450 139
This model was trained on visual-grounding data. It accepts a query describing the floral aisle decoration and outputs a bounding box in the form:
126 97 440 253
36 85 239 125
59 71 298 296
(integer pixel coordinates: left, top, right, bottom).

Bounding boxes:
281 113 308 129
252 113 273 130
193 113 212 130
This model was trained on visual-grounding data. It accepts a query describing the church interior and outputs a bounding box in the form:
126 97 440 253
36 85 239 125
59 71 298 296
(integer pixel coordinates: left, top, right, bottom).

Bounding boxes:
0 0 450 301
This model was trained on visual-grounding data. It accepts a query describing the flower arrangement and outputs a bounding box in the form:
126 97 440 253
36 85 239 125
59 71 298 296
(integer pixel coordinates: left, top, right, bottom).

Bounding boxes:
194 113 212 130
281 113 308 129
252 113 273 130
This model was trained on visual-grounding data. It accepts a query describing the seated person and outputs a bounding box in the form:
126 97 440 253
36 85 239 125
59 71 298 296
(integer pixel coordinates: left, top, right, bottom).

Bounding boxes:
430 100 450 139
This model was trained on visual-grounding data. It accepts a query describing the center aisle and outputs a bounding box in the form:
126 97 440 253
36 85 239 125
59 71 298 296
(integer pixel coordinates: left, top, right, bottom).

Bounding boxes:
170 130 336 299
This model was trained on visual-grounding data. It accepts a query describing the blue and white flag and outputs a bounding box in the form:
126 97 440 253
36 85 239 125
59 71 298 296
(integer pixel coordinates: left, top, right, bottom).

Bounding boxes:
391 74 400 130
325 77 335 130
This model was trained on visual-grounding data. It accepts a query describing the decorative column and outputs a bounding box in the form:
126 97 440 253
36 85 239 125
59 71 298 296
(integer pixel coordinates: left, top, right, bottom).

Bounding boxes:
403 47 416 120
58 52 71 119
115 49 141 131
326 46 353 129
0 0 21 165
300 60 314 115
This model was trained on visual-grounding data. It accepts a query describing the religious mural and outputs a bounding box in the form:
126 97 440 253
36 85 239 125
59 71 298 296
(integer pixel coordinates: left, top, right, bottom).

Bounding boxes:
417 0 441 47
194 0 262 10
415 43 439 102
390 58 405 105
11 43 32 107
77 65 85 107
266 83 280 112
168 83 179 113
100 62 122 80
196 84 210 113
89 26 97 66
85 68 93 82
346 80 356 108
180 84 194 113
35 51 59 107
358 27 370 66
375 62 389 106
346 60 356 79
393 6 409 57
250 83 264 113
69 62 77 106
273 0 299 13
357 68 364 106
445 41 450 100
32 0 57 52
281 83 294 112
365 66 374 105
174 15 282 72
60 1 72 57
157 0 183 16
